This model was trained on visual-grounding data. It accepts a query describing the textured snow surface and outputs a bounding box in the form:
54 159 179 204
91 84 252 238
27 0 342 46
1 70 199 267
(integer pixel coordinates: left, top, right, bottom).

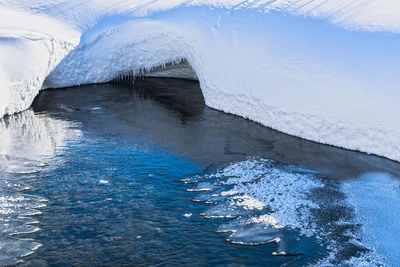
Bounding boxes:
215 159 324 235
0 1 400 161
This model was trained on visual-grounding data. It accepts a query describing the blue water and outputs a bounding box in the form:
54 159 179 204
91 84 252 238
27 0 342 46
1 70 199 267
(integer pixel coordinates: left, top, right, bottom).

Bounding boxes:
1 78 400 266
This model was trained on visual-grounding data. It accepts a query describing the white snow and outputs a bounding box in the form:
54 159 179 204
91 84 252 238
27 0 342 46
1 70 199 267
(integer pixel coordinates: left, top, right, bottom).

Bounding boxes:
0 1 400 161
0 6 79 116
217 158 324 235
249 215 283 229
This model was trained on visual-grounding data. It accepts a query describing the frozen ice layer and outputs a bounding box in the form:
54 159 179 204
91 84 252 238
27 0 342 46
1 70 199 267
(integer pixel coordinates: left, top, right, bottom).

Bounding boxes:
186 158 400 265
342 173 400 267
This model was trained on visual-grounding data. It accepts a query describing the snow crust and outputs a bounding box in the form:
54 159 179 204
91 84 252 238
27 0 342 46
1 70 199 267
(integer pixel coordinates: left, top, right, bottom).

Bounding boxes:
211 158 324 235
0 1 400 161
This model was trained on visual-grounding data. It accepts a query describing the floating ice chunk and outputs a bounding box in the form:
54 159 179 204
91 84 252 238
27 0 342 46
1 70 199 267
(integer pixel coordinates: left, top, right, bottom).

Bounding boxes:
220 190 238 196
227 224 281 246
187 182 214 192
201 202 252 219
272 251 287 256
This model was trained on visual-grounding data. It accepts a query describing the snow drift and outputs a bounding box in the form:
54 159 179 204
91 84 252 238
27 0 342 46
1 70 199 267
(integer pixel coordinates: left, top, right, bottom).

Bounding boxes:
0 1 399 161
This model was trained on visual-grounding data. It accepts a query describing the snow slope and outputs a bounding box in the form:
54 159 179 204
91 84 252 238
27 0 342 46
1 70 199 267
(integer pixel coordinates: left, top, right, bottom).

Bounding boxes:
0 1 399 161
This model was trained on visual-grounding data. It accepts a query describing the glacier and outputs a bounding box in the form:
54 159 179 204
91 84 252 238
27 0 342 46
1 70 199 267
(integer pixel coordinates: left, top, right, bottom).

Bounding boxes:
0 0 400 161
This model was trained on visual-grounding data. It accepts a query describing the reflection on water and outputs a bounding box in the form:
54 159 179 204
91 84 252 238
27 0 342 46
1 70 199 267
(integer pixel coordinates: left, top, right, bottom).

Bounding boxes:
0 78 399 266
32 79 400 179
0 110 80 265
0 110 80 170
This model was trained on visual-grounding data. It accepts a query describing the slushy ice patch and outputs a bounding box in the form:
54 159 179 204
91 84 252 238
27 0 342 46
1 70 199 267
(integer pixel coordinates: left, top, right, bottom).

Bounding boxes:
184 158 387 265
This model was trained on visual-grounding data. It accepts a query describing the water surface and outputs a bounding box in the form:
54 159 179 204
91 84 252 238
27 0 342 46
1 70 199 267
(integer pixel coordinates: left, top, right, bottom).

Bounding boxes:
1 78 399 266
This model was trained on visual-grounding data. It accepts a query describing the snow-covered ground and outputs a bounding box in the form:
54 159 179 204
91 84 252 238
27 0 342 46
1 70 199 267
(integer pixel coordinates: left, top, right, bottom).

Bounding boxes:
0 1 399 161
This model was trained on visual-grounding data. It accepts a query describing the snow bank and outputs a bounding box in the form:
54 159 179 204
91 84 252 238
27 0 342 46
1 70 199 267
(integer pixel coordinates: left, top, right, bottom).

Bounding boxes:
0 1 399 162
0 6 79 116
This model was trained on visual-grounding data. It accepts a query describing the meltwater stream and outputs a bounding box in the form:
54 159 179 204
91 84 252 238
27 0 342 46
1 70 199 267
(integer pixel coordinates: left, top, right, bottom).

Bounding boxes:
1 78 400 266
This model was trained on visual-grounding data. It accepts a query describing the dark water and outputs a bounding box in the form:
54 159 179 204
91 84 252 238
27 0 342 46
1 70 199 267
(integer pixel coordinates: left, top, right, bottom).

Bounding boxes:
1 78 399 266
